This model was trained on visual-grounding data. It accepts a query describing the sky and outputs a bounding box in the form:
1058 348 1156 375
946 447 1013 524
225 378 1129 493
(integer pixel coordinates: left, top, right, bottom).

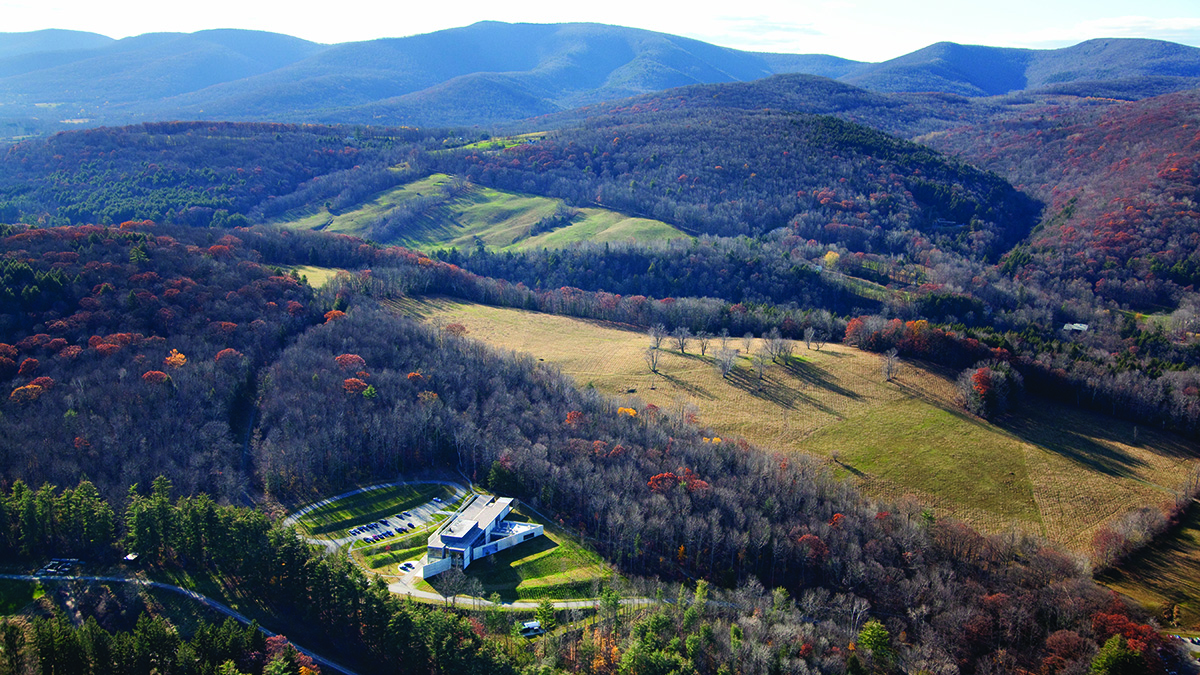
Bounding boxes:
4 0 1200 61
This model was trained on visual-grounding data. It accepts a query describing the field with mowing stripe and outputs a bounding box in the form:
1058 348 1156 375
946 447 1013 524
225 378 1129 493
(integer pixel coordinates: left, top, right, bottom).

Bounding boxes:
297 483 454 536
273 173 688 251
395 297 1199 551
427 507 613 602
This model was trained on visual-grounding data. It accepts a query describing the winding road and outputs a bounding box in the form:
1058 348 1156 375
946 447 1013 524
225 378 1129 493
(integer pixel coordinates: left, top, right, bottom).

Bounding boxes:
0 573 361 675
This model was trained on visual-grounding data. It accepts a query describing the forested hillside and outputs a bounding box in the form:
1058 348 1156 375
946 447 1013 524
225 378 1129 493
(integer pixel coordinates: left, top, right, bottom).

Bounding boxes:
437 108 1040 260
925 88 1200 307
0 121 443 227
1 86 1198 672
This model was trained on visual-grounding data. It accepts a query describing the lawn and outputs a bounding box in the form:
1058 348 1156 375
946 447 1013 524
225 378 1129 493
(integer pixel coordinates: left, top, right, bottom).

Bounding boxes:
273 173 689 252
398 297 1199 551
428 507 612 602
296 483 454 536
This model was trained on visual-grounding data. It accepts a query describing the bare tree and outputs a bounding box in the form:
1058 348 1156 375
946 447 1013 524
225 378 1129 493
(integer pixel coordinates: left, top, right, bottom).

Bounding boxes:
742 332 755 354
882 348 900 382
695 331 713 356
804 326 815 350
753 350 769 387
719 328 731 350
813 329 828 350
649 324 667 350
715 348 738 379
671 326 691 353
644 347 661 374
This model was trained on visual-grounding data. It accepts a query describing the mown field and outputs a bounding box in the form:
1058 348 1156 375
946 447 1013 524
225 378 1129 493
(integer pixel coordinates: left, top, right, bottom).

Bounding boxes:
296 483 454 536
396 297 1199 551
423 507 613 602
274 173 688 251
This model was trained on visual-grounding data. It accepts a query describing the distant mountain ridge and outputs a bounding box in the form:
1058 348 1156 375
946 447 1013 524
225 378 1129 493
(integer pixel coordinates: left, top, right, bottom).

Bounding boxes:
1 22 1198 135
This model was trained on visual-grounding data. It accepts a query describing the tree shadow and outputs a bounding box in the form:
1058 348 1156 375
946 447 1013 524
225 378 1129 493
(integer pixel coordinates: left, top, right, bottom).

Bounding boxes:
722 367 842 418
1096 501 1200 598
658 371 716 401
780 358 864 401
998 404 1150 478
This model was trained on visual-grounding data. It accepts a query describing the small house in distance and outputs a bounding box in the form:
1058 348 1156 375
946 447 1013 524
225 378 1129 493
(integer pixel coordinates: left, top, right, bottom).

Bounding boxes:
421 494 543 578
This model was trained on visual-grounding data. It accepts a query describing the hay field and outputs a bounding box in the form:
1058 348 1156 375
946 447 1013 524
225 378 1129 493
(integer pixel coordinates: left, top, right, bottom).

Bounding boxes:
396 297 1198 551
275 173 688 251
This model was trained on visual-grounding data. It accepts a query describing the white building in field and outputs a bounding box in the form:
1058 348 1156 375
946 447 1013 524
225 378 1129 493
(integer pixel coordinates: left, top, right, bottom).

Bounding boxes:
421 494 543 579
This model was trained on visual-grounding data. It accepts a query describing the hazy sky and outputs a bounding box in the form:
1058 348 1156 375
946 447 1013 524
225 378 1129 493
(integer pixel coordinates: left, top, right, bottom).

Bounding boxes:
5 0 1200 61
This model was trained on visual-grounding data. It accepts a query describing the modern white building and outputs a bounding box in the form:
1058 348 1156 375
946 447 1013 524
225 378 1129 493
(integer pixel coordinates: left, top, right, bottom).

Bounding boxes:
421 494 544 578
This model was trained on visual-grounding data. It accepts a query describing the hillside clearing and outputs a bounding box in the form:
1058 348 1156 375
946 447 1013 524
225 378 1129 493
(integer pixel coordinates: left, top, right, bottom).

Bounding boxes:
273 173 689 251
395 297 1199 551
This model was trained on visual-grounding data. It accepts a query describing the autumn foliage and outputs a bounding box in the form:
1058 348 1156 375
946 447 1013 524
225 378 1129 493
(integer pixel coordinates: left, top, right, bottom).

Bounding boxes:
141 371 171 384
163 349 187 368
334 353 367 371
342 378 368 395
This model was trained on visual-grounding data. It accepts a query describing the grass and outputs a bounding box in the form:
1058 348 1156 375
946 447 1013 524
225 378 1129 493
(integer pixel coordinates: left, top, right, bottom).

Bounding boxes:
0 579 38 615
1101 504 1200 630
429 507 612 602
273 173 690 252
279 265 343 288
396 297 1199 551
297 483 453 535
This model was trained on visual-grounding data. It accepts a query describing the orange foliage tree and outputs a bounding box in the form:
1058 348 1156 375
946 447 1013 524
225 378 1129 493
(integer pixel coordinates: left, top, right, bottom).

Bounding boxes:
334 354 367 371
343 378 368 395
163 349 187 368
9 384 45 403
142 371 171 384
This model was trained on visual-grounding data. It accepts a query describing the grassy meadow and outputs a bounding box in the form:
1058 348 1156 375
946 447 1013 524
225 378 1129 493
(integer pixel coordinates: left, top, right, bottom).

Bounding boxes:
274 173 688 252
395 297 1199 551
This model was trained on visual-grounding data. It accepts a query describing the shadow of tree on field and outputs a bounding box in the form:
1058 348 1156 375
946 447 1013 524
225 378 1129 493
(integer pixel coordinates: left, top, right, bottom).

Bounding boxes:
721 367 842 418
658 371 716 400
780 358 863 401
999 404 1149 478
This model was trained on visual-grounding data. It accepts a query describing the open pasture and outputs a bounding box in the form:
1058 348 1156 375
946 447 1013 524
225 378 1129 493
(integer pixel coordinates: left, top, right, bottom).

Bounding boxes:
274 173 688 251
397 297 1199 551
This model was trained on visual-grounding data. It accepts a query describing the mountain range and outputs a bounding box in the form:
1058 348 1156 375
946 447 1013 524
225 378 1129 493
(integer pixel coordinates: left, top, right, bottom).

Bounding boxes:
2 22 1200 135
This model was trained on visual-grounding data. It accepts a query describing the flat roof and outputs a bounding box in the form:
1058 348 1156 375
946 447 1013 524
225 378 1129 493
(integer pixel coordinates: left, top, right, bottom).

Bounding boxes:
428 495 516 551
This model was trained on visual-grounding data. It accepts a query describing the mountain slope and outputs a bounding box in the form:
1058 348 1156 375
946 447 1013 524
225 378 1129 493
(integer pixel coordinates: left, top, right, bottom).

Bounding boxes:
923 88 1200 307
139 21 789 125
0 29 113 58
846 38 1200 98
0 30 325 106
